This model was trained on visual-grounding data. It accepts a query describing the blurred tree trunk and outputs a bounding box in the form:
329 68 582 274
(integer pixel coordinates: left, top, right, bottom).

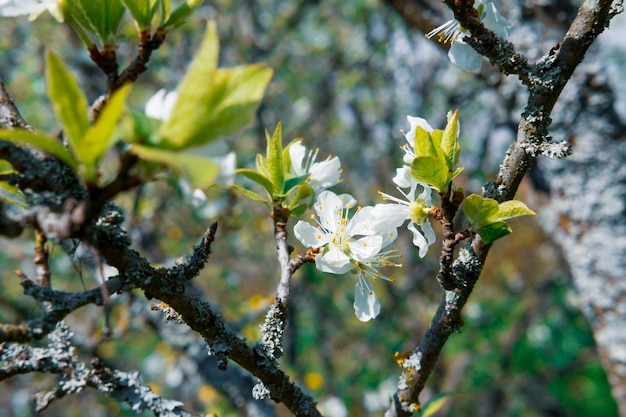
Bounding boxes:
539 63 626 415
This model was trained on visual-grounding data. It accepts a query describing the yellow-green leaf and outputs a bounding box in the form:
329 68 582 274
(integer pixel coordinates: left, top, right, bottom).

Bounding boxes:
236 168 274 196
230 184 270 207
440 109 460 169
485 199 536 223
130 144 219 189
266 123 284 195
156 21 273 150
418 392 455 417
411 155 449 192
45 50 89 151
162 0 204 29
463 194 499 226
121 0 159 29
0 129 78 169
413 126 439 159
477 221 512 243
70 0 126 43
79 84 131 180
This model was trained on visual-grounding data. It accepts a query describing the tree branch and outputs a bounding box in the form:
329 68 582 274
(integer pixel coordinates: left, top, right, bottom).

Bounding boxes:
385 0 621 415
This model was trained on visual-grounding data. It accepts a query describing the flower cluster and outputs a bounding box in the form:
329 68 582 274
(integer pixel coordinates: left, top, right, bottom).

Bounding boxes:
294 191 403 322
294 114 448 321
376 116 443 257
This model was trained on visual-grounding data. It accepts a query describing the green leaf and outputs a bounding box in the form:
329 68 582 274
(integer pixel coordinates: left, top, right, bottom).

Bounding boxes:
230 184 271 207
411 156 449 192
155 21 272 150
45 50 89 152
417 392 455 417
283 174 308 194
122 109 162 143
72 0 126 43
449 166 464 182
290 203 308 216
63 1 99 38
266 123 284 195
0 130 78 169
477 221 512 243
464 194 536 243
79 84 131 180
463 193 499 225
162 0 204 29
0 180 26 207
130 144 219 188
121 0 160 30
160 0 172 23
255 153 270 178
440 109 460 169
413 126 440 159
485 200 536 223
235 168 274 196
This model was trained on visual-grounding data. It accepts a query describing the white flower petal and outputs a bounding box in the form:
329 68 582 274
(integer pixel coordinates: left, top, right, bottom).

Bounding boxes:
448 39 483 73
354 278 380 322
337 193 356 209
392 166 413 188
309 156 341 192
317 247 353 274
483 2 510 38
408 223 430 258
346 206 377 235
315 191 344 232
294 221 327 248
145 89 178 121
372 203 409 227
289 140 307 176
405 116 434 150
421 220 436 246
349 235 383 262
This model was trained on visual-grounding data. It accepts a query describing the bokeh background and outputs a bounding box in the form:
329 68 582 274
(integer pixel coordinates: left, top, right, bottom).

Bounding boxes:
1 0 625 416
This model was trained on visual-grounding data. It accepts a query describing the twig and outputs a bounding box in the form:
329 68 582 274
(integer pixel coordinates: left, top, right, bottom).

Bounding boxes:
259 206 293 359
34 230 52 288
432 188 466 290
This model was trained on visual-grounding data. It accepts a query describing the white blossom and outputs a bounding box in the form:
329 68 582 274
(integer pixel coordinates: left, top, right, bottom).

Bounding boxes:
426 1 511 72
379 166 436 258
289 140 341 194
294 191 402 322
145 89 178 122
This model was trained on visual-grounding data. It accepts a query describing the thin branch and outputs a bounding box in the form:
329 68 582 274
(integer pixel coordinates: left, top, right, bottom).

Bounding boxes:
0 273 123 343
431 188 466 290
34 230 52 288
260 206 293 359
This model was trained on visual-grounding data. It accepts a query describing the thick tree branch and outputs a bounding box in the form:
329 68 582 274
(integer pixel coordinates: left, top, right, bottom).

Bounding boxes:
87 218 322 416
